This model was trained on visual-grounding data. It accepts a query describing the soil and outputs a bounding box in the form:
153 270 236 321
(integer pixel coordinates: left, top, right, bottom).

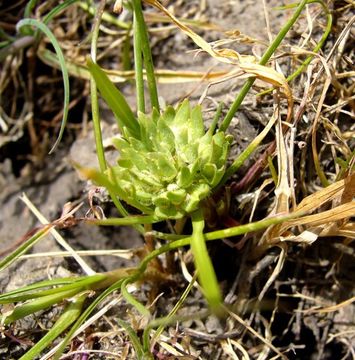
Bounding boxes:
1 1 354 359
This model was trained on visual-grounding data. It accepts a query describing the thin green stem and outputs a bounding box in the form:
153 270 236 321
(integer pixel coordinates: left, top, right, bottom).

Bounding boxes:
87 214 158 226
24 0 39 18
0 274 106 303
286 1 332 83
190 209 221 311
148 273 197 351
259 0 332 96
131 0 160 111
207 102 224 136
116 319 146 359
16 19 70 154
219 0 309 132
78 1 130 29
90 1 108 172
90 81 107 172
133 11 145 113
53 278 126 360
3 288 83 325
121 278 150 316
151 211 303 244
19 293 87 360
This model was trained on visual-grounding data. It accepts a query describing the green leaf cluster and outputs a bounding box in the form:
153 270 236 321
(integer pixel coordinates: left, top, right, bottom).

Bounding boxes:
109 99 232 219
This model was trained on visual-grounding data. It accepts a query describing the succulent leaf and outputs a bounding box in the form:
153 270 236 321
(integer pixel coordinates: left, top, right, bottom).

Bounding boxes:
107 100 231 219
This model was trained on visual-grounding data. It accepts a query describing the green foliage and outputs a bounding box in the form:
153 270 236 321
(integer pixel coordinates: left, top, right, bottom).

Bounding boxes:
87 58 140 139
0 0 333 358
19 293 86 360
16 18 70 154
108 99 232 219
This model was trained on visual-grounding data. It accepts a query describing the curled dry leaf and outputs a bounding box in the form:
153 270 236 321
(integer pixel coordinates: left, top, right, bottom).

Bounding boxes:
264 173 355 246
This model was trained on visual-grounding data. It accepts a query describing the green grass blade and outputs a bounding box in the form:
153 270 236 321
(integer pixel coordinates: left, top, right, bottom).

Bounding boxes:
279 0 332 84
2 288 82 325
190 209 222 312
89 1 107 173
132 0 160 111
42 0 79 25
133 10 145 113
149 273 197 351
86 58 140 139
52 278 126 360
0 277 76 302
19 293 87 360
258 0 332 97
0 274 106 303
121 278 150 317
88 215 158 226
16 19 70 154
78 1 130 29
0 225 52 272
117 319 145 359
219 0 309 132
24 0 39 19
218 113 277 187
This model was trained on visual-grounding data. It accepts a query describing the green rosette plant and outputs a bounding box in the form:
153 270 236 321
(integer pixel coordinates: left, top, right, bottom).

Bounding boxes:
109 99 232 219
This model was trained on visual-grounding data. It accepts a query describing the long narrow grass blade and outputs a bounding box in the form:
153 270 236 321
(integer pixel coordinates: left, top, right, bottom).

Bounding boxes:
86 58 140 139
19 293 87 360
87 215 158 226
219 112 277 187
132 6 145 113
121 278 150 317
0 225 52 272
52 278 126 360
220 0 309 131
90 1 107 173
24 0 39 18
0 274 106 303
191 209 222 312
260 0 332 94
132 0 160 110
117 319 145 358
0 278 76 302
42 0 78 25
16 19 70 154
40 296 122 360
2 288 82 325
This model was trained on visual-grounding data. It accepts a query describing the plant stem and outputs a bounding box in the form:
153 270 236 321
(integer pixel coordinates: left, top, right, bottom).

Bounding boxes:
87 214 158 226
258 0 332 97
90 1 107 172
131 0 160 111
133 10 145 113
191 208 222 311
219 0 309 132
